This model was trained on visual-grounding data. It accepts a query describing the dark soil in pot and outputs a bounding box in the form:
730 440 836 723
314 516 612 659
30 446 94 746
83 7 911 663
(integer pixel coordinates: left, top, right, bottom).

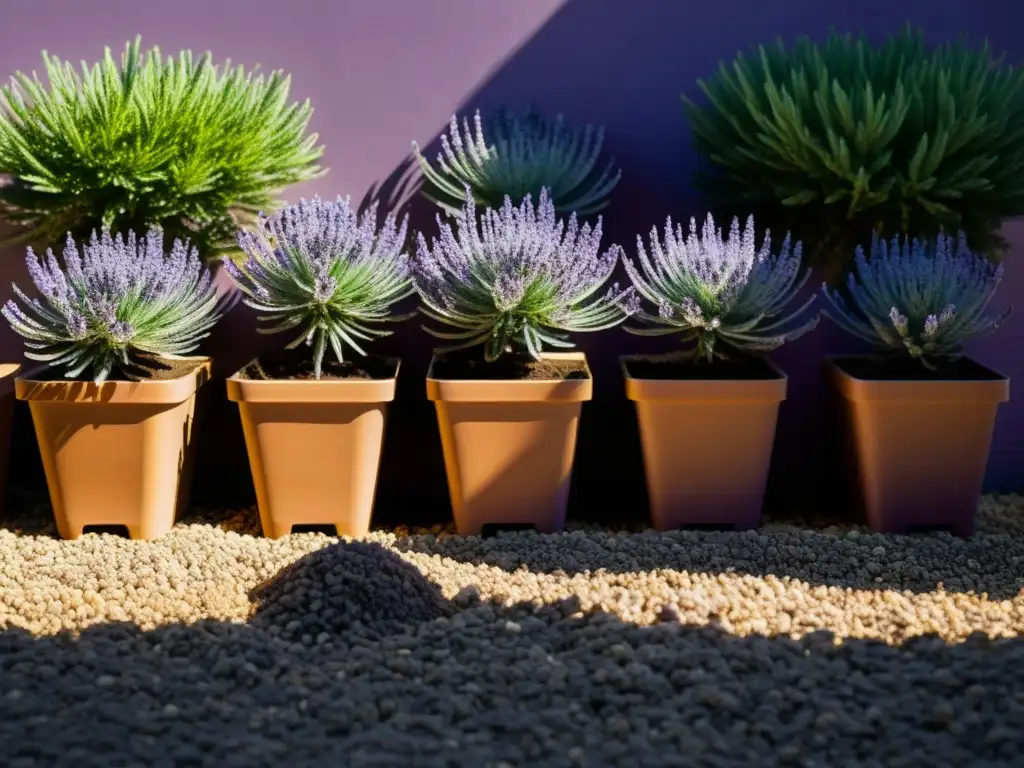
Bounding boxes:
237 350 399 381
27 355 203 382
431 349 588 381
834 356 1003 382
624 356 782 381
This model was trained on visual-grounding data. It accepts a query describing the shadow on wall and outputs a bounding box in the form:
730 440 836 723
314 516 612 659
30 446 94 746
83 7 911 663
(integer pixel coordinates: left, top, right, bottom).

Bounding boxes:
1 540 1022 765
356 155 423 231
354 0 1024 520
2 0 1023 522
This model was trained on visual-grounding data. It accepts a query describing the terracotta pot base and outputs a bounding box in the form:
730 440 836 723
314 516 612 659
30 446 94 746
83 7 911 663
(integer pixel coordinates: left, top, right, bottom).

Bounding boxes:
623 355 786 531
826 355 1009 536
16 358 211 540
427 352 592 536
227 358 398 539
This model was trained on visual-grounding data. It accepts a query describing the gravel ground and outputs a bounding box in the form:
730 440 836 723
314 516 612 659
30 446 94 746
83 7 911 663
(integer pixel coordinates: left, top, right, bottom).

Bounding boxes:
1 494 1023 767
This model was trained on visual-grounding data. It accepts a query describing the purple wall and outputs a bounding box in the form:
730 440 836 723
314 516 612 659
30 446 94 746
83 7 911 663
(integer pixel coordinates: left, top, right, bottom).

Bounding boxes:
0 0 1021 522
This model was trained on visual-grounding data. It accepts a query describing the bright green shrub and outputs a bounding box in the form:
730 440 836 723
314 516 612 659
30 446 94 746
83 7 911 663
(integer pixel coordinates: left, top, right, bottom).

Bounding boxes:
0 37 325 259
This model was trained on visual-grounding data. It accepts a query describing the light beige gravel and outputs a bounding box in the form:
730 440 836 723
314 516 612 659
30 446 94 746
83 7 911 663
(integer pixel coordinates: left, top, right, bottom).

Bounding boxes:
0 493 1022 766
2 493 1022 641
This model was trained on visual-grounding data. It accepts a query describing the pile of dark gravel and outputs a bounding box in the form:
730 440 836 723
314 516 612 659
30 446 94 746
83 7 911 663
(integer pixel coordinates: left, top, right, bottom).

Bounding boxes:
250 541 453 642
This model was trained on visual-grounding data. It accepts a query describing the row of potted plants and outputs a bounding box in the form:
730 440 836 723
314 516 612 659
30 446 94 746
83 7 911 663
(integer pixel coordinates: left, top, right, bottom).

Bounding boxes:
4 29 1024 285
0 189 1010 540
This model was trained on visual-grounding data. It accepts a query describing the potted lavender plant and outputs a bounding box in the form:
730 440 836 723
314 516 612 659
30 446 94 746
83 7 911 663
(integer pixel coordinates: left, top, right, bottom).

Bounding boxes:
415 188 631 535
224 196 414 538
2 229 225 539
821 233 1011 536
412 108 621 218
621 214 819 530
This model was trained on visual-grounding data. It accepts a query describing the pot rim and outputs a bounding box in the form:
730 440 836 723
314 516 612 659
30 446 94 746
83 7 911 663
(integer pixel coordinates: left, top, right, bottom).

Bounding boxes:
823 353 1008 382
619 352 786 380
824 355 1010 404
0 363 21 399
426 351 592 404
15 355 209 405
620 353 787 404
226 356 400 405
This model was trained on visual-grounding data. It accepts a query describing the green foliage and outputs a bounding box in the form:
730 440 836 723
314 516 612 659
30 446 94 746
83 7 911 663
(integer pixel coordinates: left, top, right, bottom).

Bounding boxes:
2 227 226 383
414 189 631 363
683 26 1024 273
624 214 818 362
0 37 325 259
412 108 621 218
227 197 415 379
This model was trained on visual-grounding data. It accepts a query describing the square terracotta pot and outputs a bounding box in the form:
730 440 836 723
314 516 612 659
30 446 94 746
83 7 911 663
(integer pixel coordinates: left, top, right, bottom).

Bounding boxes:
15 357 211 540
427 351 592 535
623 354 786 530
825 355 1009 536
226 358 398 538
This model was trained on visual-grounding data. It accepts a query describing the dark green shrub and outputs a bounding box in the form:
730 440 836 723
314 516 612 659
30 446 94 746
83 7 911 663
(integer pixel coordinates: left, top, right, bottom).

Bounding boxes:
683 27 1024 275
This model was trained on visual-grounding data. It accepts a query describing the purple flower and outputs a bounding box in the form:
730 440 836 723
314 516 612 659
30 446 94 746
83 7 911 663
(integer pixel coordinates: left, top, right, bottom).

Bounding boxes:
1 227 225 383
230 196 414 378
413 187 631 362
822 232 1011 368
624 213 818 361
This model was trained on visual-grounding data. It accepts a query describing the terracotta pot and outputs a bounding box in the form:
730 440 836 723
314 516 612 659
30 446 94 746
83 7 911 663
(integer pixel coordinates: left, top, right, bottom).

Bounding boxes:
825 355 1009 536
623 355 786 531
226 358 398 538
0 363 21 514
427 351 592 535
15 357 211 540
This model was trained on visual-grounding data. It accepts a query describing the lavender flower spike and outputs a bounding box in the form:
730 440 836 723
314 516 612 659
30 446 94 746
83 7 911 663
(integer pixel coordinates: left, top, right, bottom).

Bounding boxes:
1 228 226 384
623 213 819 362
821 232 1011 369
226 196 415 378
413 186 633 362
